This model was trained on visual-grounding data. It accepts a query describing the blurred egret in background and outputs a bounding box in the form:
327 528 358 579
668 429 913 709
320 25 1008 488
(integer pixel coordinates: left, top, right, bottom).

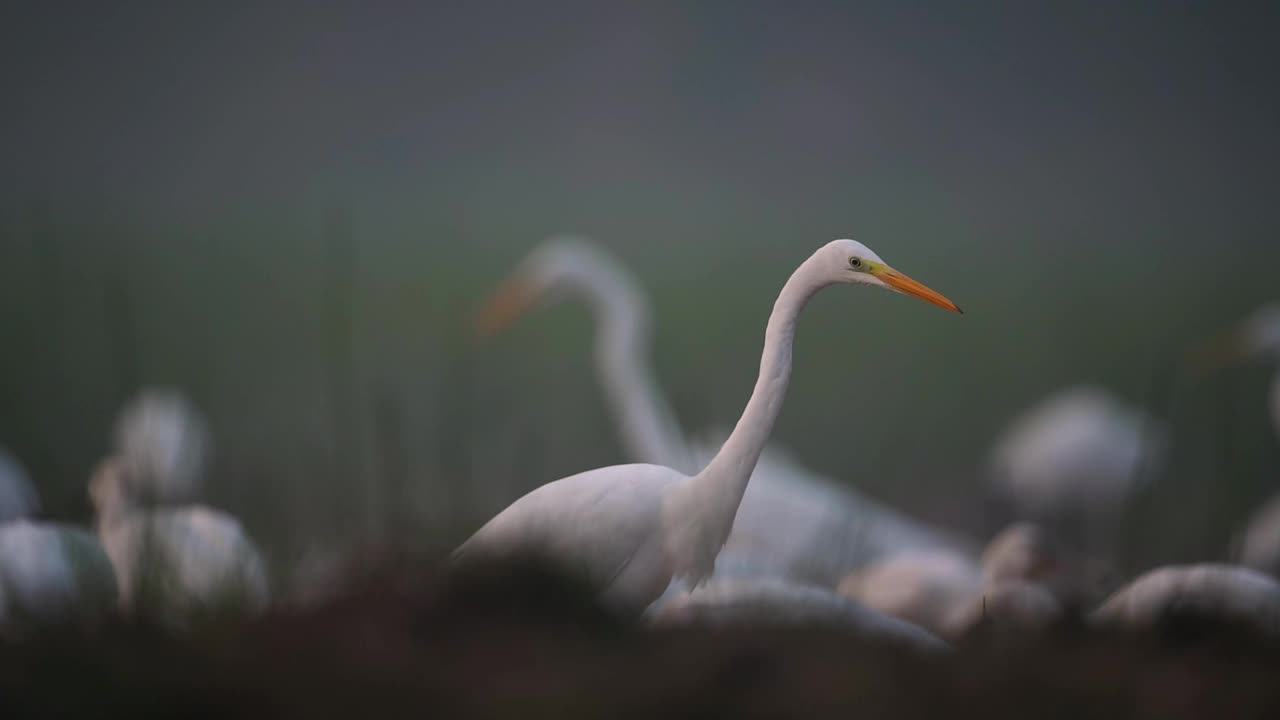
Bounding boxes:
1091 564 1280 638
838 523 1077 639
473 236 965 592
455 239 962 614
649 576 948 653
91 390 269 623
986 386 1166 552
114 388 211 503
0 450 117 629
90 457 270 622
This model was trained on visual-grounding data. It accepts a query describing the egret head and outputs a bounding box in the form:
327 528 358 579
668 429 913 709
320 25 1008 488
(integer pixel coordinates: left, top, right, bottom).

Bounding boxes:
114 388 209 503
474 236 644 338
822 239 962 313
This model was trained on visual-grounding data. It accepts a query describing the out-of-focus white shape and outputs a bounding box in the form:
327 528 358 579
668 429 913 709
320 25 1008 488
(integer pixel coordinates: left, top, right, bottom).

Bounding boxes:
90 458 269 621
837 549 983 635
458 240 963 615
0 448 39 524
942 579 1063 636
987 386 1164 524
649 576 948 652
114 388 210 503
981 522 1061 585
1240 495 1280 577
838 522 1073 638
1091 564 1280 636
473 236 963 603
0 519 118 626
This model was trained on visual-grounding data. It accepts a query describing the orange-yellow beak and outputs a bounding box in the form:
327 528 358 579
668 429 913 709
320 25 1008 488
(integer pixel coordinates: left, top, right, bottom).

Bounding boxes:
876 266 963 314
473 276 538 338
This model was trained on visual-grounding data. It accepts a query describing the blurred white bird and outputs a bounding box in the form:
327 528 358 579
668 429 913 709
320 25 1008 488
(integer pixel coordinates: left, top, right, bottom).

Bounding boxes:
0 519 118 627
1091 564 1280 637
648 576 948 653
473 236 964 593
457 239 962 614
90 457 269 622
837 523 1074 638
0 447 39 524
836 548 982 636
0 449 118 628
114 388 211 503
986 385 1165 550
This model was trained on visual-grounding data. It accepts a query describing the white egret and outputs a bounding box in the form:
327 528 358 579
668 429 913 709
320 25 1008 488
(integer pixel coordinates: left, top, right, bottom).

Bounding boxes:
0 519 118 627
836 548 981 635
456 239 961 613
648 576 948 652
837 523 1073 638
90 457 270 622
0 450 118 627
1091 564 1280 637
986 385 1165 550
943 579 1063 637
473 236 964 590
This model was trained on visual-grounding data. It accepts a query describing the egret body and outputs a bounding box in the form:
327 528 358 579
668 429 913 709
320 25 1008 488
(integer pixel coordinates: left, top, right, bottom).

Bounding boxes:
458 239 961 613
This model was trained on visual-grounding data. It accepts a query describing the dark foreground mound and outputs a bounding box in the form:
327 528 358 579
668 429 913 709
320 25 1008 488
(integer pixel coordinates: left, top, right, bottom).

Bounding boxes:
3 555 1280 719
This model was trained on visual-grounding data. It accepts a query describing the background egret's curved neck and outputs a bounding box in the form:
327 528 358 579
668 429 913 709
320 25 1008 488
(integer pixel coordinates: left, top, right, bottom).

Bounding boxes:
694 254 827 506
578 273 697 474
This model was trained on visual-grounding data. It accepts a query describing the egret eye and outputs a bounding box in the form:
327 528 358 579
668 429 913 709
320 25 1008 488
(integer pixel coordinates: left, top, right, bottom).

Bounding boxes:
849 257 863 269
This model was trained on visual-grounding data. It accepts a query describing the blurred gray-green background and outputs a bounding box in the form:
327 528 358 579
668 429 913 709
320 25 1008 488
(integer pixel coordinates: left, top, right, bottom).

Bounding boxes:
1 2 1277 570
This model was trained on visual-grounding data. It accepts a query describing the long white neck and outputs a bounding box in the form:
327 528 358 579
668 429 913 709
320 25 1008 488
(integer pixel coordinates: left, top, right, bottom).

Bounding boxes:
661 253 828 585
593 294 697 475
574 269 698 474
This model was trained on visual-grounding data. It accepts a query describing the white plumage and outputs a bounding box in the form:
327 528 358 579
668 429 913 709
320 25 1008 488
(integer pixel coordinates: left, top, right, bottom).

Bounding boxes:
648 576 948 652
0 450 118 628
90 451 269 621
460 239 962 614
837 549 983 635
114 388 211 503
0 520 118 626
472 236 962 598
837 523 1072 638
1091 564 1280 637
987 386 1164 548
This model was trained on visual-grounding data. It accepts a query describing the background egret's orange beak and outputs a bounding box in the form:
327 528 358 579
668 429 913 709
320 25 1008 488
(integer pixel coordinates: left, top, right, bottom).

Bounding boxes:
473 276 537 338
878 267 963 314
